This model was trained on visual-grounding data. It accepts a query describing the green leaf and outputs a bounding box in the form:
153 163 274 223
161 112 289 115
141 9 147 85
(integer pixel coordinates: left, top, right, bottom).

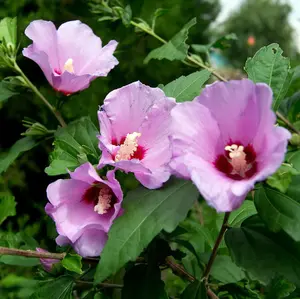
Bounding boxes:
255 185 300 241
0 136 38 175
245 43 292 111
95 178 199 283
0 195 16 225
265 276 296 299
162 70 211 102
0 80 19 103
45 117 100 176
61 253 83 274
152 8 169 29
0 17 17 51
181 280 207 299
286 150 300 172
266 164 299 193
121 5 132 26
144 18 196 63
121 264 168 299
225 215 300 286
29 276 74 299
199 254 245 284
192 33 237 53
228 200 257 227
0 232 39 266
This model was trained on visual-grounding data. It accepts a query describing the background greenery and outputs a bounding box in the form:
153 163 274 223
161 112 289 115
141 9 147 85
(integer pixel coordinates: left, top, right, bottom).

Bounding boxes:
1 0 300 298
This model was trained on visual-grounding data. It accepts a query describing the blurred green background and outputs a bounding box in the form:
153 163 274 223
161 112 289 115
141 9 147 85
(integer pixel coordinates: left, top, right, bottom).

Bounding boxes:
0 0 299 297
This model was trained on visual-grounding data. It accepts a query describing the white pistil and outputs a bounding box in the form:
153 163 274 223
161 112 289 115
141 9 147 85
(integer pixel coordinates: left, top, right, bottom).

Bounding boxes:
94 186 113 215
115 132 141 162
225 144 248 176
63 58 74 73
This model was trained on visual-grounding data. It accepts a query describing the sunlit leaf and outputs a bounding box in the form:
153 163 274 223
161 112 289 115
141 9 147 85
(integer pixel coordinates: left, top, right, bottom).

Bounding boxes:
144 18 196 63
245 43 292 111
162 70 211 102
95 178 199 283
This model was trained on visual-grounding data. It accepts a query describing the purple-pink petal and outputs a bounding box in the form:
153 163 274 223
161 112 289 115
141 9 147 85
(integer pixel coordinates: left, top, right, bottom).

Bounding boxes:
23 20 118 94
46 162 123 256
170 79 291 212
98 81 175 189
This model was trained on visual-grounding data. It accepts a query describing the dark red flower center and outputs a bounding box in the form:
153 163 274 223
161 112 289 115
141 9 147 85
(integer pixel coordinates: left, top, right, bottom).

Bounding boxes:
82 181 116 214
111 133 146 161
54 68 62 75
214 142 257 181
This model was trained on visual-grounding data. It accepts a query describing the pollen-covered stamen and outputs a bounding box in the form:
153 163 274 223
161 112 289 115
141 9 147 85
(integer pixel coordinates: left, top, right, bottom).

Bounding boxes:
63 58 74 73
115 132 141 162
94 185 113 215
225 144 249 177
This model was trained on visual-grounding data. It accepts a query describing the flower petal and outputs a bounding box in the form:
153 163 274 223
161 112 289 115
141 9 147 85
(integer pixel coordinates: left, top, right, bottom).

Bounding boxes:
23 20 59 69
185 153 246 212
170 100 220 178
196 79 264 146
52 71 93 94
69 162 102 184
46 179 89 207
101 81 172 142
73 228 107 257
80 40 119 76
57 20 118 76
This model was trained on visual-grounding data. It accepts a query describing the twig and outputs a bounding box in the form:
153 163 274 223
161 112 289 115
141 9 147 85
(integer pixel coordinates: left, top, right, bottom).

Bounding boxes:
276 111 300 135
165 256 195 282
202 212 230 282
0 247 98 264
166 257 219 298
207 288 219 299
0 246 65 259
76 280 123 289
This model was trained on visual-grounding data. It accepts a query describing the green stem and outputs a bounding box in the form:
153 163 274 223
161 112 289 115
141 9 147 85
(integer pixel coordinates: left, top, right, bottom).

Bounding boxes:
186 54 227 82
202 212 230 283
130 20 167 44
129 20 227 82
14 62 67 127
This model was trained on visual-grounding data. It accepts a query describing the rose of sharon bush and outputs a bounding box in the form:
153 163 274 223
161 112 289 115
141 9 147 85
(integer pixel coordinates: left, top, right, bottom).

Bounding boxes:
98 81 176 189
45 162 123 257
171 79 291 212
23 20 118 95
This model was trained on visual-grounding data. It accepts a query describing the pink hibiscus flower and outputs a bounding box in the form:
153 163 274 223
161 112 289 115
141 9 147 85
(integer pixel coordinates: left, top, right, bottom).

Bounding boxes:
170 79 291 212
23 20 118 95
45 162 123 257
98 81 176 189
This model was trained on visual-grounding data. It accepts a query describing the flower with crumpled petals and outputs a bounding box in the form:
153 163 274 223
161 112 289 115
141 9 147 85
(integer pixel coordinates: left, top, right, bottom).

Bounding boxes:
45 162 123 257
170 79 291 212
98 81 176 189
23 20 118 95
